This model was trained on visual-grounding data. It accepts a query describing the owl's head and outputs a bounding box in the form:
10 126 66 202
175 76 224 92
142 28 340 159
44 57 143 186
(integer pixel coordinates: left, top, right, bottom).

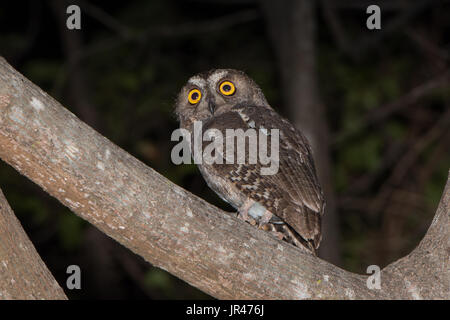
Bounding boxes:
175 69 270 129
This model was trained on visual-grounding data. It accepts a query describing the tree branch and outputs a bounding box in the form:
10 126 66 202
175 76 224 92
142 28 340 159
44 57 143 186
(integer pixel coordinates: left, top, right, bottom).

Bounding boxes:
334 69 450 146
79 9 259 61
0 187 67 299
381 175 449 299
321 0 442 60
0 57 448 299
370 108 450 216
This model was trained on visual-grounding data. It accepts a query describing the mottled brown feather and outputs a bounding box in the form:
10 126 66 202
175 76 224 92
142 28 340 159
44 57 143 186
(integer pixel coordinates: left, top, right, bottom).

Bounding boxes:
198 105 324 251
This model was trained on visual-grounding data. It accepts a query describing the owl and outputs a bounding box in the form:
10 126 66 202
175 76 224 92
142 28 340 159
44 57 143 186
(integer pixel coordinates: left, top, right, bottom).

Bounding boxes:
175 69 324 255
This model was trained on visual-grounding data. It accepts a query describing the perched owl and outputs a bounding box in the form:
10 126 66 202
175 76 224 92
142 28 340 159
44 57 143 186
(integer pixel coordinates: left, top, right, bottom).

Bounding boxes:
175 69 324 255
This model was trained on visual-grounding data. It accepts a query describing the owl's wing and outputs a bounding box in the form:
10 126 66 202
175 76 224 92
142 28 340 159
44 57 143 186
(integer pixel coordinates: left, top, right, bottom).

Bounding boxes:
202 105 324 249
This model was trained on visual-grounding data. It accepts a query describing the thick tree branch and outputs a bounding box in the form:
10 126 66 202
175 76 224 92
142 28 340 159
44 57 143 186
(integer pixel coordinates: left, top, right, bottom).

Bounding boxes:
381 176 449 299
0 187 67 299
0 57 448 299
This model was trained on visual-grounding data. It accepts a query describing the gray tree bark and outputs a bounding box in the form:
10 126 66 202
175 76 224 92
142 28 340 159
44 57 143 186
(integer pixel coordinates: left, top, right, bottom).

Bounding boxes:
0 57 448 299
0 187 67 299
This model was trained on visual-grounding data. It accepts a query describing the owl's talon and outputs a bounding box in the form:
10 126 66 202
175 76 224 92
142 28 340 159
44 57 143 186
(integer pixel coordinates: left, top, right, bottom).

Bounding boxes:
257 209 273 227
258 224 284 241
258 223 269 230
274 231 284 241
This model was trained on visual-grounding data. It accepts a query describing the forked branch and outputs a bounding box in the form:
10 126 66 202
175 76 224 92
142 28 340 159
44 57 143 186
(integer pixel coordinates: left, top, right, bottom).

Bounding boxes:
0 57 448 299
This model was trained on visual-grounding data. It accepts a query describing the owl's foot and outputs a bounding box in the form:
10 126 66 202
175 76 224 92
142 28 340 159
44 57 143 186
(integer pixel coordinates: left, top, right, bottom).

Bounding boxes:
273 231 285 241
238 200 277 233
257 209 273 228
237 200 254 222
238 200 274 228
260 224 285 241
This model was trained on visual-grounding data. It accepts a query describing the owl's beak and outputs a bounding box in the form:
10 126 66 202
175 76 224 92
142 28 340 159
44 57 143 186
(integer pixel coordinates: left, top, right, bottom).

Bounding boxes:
208 98 216 115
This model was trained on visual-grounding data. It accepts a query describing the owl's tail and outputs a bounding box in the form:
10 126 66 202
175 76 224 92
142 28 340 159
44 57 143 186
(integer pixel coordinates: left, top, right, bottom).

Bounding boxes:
267 222 319 256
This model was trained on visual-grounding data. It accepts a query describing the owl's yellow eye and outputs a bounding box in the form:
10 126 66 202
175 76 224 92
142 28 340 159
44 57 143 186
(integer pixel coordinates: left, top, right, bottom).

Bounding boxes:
188 89 202 104
219 81 235 96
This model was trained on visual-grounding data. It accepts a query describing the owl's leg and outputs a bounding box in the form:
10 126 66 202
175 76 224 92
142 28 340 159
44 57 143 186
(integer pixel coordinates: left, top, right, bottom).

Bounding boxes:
237 200 257 225
239 201 285 241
